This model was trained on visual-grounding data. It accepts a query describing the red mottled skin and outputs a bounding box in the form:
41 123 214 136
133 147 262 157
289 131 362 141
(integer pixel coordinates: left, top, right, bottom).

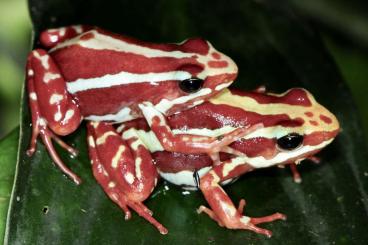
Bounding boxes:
26 25 237 184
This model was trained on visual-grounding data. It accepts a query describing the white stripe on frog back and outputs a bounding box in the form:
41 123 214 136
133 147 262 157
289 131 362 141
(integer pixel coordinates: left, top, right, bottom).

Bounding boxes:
171 125 314 140
66 70 191 94
51 30 237 80
85 107 134 122
51 30 195 58
84 85 210 122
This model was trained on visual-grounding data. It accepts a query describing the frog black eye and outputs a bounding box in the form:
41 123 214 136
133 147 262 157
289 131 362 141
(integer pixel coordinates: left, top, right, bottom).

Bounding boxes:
179 78 204 93
277 133 304 151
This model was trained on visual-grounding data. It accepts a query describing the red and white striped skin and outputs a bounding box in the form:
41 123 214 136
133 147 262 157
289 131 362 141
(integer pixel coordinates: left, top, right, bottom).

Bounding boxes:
26 25 238 184
86 120 259 234
116 87 339 236
87 122 168 234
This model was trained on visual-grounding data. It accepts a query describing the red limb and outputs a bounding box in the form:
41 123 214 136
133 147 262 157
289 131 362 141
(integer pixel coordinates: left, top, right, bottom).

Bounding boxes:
288 156 321 183
139 102 262 155
87 122 167 234
308 156 321 164
198 157 286 237
289 163 302 183
26 50 82 184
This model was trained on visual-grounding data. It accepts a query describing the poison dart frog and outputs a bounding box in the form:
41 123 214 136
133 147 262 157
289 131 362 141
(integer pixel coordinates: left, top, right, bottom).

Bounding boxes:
89 87 339 236
26 25 239 185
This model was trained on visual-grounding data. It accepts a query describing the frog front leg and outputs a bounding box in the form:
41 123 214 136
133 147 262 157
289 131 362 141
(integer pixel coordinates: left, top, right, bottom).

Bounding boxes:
288 156 321 183
87 122 168 234
139 102 260 156
197 157 286 237
26 49 82 184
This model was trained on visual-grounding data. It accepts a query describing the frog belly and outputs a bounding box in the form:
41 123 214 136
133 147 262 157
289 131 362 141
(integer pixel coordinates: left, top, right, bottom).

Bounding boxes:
153 151 236 189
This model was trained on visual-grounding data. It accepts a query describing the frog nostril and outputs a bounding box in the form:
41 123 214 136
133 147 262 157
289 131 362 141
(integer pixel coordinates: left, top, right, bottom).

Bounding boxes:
179 78 204 93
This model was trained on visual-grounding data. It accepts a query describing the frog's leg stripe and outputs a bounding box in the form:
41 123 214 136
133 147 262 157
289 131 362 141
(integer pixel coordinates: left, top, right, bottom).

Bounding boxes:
27 50 81 184
40 25 93 48
28 49 82 136
198 157 286 237
88 122 158 194
88 132 132 220
87 122 168 234
139 102 262 154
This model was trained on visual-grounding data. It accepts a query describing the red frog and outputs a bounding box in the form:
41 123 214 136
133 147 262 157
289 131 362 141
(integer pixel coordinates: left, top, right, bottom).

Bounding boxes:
87 87 339 236
26 25 240 185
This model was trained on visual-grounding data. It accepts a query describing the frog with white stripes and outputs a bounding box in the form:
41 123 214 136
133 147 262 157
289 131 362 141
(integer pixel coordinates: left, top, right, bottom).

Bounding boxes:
26 25 239 185
88 87 339 236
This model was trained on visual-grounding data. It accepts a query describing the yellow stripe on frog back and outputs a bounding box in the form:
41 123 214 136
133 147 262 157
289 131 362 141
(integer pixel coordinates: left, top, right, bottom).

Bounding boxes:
209 88 339 135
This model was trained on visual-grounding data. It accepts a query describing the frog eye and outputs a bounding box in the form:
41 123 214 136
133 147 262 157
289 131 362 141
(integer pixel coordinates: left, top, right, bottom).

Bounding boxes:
277 133 304 151
179 78 204 93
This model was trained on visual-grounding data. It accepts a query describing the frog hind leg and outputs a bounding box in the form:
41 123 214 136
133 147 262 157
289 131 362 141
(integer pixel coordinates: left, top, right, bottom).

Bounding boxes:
87 122 168 234
26 49 82 184
197 157 286 237
138 102 262 155
40 25 94 48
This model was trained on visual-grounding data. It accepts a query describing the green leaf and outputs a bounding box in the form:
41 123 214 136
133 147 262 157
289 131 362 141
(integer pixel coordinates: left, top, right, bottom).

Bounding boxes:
5 0 368 244
0 128 19 241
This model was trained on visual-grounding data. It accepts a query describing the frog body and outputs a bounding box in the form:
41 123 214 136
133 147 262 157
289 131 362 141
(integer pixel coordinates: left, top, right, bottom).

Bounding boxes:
154 88 339 187
103 87 339 236
26 25 238 185
47 27 237 120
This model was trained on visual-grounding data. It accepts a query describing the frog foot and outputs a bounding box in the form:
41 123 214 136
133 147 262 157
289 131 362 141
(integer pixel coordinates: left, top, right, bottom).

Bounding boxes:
199 162 286 237
95 177 168 234
198 201 286 237
26 119 81 184
27 120 78 156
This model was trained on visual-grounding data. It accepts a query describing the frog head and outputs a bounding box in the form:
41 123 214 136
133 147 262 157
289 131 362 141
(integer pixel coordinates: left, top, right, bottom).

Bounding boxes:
215 88 340 168
152 38 238 116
